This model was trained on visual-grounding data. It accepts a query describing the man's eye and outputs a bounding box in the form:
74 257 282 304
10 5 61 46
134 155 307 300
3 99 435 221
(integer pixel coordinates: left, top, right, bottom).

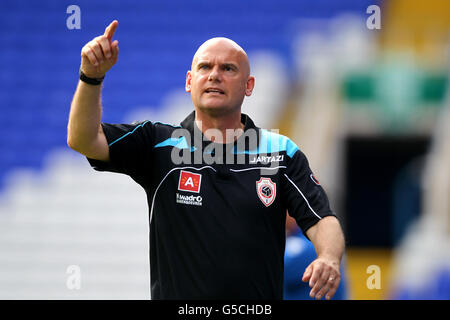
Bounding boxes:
200 65 209 70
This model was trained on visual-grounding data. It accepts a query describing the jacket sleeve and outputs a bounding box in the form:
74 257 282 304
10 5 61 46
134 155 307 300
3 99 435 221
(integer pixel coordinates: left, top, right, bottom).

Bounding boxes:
282 149 336 236
86 120 153 187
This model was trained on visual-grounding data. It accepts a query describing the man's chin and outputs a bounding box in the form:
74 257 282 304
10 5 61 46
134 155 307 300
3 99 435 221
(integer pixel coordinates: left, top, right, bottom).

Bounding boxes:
197 104 231 117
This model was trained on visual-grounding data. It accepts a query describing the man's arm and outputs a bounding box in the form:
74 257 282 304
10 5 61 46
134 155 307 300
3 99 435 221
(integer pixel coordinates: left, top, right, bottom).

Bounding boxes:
303 216 345 300
67 20 119 161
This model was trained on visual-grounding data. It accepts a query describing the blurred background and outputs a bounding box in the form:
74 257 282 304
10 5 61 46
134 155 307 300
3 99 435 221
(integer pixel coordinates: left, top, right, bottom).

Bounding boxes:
0 0 449 299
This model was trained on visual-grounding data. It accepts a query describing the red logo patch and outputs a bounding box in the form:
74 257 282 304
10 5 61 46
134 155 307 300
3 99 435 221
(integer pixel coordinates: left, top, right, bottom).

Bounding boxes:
178 171 202 193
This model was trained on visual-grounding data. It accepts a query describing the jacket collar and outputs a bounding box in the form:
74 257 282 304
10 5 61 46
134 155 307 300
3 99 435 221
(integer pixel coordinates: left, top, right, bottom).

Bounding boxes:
180 110 259 150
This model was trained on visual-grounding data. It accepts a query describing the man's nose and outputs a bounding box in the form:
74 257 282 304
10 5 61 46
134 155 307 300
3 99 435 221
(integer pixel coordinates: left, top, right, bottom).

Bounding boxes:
208 66 221 82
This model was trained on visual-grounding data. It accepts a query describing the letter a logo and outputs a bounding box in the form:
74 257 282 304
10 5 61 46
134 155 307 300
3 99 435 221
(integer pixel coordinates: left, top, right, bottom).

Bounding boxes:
185 177 194 188
178 170 202 193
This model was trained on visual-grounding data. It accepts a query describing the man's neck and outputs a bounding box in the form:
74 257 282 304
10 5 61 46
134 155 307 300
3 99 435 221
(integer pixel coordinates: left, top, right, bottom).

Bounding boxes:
194 108 244 144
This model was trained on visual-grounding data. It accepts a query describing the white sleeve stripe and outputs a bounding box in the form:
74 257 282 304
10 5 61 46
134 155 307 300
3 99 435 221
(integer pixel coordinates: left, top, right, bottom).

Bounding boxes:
284 173 322 220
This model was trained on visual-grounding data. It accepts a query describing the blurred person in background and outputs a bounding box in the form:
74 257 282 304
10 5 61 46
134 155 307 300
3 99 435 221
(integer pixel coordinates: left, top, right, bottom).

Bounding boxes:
284 214 349 300
67 20 345 300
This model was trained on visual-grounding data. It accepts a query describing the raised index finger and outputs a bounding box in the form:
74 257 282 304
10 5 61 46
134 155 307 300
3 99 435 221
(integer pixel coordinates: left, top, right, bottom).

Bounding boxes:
104 20 118 39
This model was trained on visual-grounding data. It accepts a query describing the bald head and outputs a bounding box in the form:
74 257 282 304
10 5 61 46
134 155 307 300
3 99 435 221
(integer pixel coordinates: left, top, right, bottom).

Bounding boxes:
191 37 250 77
186 37 255 117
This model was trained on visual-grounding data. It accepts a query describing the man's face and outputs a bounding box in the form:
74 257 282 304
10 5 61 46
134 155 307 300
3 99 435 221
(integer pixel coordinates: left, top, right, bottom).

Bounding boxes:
186 38 254 117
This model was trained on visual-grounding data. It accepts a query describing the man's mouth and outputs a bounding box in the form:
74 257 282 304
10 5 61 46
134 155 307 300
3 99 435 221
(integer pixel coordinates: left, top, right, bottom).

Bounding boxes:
204 88 225 94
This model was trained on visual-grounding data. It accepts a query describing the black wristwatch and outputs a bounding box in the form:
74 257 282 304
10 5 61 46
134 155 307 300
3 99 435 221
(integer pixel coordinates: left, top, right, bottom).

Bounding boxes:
79 69 105 85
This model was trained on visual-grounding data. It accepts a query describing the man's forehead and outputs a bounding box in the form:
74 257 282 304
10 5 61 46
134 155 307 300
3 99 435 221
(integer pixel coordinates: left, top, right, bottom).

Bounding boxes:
194 55 240 64
192 38 248 66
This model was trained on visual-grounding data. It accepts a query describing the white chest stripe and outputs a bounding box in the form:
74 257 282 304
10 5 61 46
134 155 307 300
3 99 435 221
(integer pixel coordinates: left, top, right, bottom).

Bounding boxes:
230 166 286 172
150 166 216 223
283 173 322 220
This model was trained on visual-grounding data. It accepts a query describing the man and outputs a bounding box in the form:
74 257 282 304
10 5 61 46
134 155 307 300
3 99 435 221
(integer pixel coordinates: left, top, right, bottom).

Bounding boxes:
67 20 345 300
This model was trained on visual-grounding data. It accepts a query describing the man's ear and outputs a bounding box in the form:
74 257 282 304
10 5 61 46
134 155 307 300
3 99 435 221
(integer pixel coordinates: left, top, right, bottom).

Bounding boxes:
245 76 255 96
185 71 192 92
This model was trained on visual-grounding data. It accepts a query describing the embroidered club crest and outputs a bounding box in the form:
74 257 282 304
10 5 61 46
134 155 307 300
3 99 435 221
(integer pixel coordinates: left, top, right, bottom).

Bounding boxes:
256 177 276 207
